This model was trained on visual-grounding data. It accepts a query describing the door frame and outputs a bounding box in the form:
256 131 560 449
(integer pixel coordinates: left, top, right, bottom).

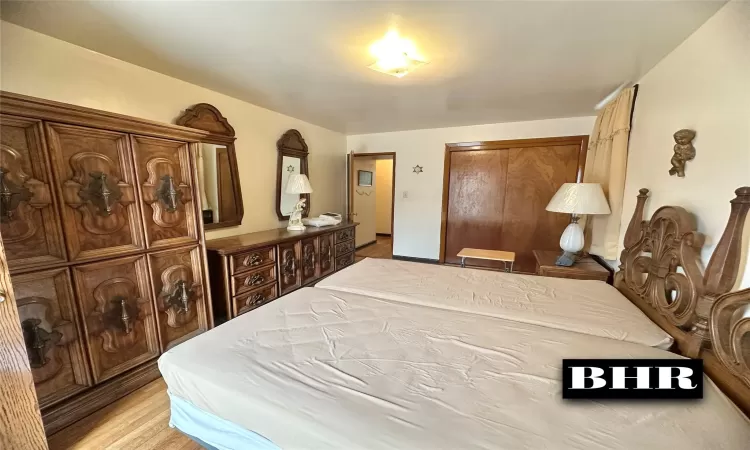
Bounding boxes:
347 152 396 255
438 135 589 264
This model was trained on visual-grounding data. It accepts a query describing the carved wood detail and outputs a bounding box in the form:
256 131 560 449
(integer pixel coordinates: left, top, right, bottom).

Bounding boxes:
319 233 334 277
13 268 91 408
73 256 158 383
301 238 317 284
148 246 207 351
710 288 750 388
46 123 144 261
616 187 750 358
132 135 197 249
278 241 301 295
0 115 66 270
175 103 235 137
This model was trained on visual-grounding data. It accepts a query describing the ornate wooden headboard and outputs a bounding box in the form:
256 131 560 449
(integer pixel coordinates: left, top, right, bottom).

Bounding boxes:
615 186 750 414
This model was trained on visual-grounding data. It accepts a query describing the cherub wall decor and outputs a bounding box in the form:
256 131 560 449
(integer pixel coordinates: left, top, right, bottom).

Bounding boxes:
669 129 696 177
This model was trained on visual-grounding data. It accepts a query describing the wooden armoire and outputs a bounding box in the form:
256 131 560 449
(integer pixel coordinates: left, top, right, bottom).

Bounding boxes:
0 92 213 435
440 136 588 273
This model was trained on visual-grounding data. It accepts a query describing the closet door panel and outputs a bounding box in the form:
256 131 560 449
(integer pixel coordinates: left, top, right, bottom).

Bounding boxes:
13 268 91 408
444 150 509 267
278 240 301 295
46 123 144 261
0 115 67 270
131 135 197 249
73 255 158 383
500 145 580 272
148 246 207 351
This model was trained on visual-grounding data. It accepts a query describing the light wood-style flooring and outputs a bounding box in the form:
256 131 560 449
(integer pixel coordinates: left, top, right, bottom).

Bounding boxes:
48 379 201 450
355 235 392 261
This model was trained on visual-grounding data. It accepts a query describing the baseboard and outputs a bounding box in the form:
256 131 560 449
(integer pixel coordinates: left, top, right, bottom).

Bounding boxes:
392 255 439 264
356 240 377 250
376 233 392 237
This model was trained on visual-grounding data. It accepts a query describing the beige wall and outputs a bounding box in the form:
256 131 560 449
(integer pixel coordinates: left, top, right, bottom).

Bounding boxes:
621 0 750 288
0 21 347 240
375 158 393 235
352 158 377 247
347 116 596 259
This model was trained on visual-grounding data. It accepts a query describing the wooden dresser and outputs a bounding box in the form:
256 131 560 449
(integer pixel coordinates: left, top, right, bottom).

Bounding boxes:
0 92 213 434
206 222 356 322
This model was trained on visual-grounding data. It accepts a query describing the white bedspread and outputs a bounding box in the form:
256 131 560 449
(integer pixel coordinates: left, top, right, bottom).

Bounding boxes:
316 258 673 349
159 287 749 449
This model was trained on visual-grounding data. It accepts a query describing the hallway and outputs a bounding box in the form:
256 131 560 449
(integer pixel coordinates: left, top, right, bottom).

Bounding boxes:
355 235 392 261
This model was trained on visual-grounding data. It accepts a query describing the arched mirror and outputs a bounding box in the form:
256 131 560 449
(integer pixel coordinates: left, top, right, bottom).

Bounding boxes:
176 104 243 230
276 129 310 220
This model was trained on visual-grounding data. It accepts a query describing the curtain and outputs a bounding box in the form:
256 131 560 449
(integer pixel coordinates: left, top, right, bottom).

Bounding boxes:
583 86 636 260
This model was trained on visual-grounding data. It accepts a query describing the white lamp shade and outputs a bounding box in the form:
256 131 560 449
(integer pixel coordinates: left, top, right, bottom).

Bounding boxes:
285 174 313 194
546 183 611 215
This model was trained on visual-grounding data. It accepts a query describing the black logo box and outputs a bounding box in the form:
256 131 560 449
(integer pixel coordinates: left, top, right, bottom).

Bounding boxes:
562 359 703 400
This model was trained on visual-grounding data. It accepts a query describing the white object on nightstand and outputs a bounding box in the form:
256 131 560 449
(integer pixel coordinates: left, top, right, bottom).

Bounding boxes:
286 174 313 231
546 183 610 266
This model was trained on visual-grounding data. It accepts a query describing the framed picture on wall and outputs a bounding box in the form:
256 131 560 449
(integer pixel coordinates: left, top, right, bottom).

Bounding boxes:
358 170 373 186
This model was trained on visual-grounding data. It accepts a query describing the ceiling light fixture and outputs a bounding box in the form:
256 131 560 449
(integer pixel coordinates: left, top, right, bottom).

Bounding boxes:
368 30 427 78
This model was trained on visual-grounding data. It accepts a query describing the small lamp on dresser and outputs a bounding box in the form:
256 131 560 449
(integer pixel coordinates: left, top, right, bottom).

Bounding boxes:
286 174 313 231
546 182 610 266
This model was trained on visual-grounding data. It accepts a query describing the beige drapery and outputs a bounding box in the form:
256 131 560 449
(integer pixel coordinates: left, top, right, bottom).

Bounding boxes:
583 87 635 260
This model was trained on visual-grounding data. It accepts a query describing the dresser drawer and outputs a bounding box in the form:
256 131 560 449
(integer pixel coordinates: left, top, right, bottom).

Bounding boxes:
230 246 275 274
232 283 278 316
334 239 355 256
334 227 355 243
335 252 355 271
231 265 276 295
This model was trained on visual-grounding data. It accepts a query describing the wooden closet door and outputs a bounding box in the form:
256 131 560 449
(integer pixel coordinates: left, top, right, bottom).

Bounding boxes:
131 135 198 249
148 246 207 351
0 115 66 270
444 150 509 267
13 268 91 408
499 145 581 272
46 123 144 261
73 255 158 383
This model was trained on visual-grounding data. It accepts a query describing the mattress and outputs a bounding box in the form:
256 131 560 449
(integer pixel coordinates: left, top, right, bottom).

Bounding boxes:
159 287 750 449
316 258 673 349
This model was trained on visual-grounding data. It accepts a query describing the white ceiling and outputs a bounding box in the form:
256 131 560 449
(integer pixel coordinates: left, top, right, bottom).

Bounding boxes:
0 1 725 134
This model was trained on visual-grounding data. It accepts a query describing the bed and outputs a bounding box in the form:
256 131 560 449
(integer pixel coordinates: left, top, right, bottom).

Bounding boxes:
159 287 750 450
316 257 673 349
159 186 750 449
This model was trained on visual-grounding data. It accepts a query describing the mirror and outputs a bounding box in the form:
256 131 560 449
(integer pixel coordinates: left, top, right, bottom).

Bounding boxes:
276 129 310 220
176 103 244 230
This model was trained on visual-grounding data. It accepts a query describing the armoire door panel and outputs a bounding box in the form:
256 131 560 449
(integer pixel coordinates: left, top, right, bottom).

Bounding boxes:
318 232 335 278
148 246 208 351
73 255 158 383
278 240 301 295
444 150 509 268
0 115 67 270
500 145 581 272
131 135 198 249
301 237 318 285
45 123 144 261
13 268 91 408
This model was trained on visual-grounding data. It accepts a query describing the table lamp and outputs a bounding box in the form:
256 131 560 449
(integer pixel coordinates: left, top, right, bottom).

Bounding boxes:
286 174 313 231
546 183 611 266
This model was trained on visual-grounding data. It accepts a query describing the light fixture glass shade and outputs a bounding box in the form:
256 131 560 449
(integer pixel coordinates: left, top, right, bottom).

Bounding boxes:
285 174 313 194
546 183 611 215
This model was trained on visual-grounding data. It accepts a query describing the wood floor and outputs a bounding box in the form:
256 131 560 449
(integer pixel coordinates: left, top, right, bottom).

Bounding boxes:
47 379 202 450
355 235 392 261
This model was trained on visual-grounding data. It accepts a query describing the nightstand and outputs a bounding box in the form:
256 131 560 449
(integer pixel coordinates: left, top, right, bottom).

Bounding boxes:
533 250 610 282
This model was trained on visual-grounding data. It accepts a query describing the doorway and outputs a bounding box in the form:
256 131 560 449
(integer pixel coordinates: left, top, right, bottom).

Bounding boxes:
347 152 396 260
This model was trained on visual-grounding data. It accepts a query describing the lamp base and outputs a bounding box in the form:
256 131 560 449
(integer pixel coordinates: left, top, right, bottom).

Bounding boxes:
555 251 578 266
287 223 306 231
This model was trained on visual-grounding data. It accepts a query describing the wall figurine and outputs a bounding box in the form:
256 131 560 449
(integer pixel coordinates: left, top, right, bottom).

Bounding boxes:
669 129 696 177
413 165 423 174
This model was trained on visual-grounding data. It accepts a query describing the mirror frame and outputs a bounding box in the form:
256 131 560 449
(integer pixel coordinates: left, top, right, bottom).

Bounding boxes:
176 103 244 230
276 129 310 220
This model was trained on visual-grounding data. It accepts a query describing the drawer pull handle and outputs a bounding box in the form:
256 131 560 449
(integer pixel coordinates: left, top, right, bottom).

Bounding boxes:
245 274 264 286
243 254 263 267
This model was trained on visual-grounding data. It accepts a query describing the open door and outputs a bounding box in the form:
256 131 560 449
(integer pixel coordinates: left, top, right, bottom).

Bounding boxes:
0 239 48 449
